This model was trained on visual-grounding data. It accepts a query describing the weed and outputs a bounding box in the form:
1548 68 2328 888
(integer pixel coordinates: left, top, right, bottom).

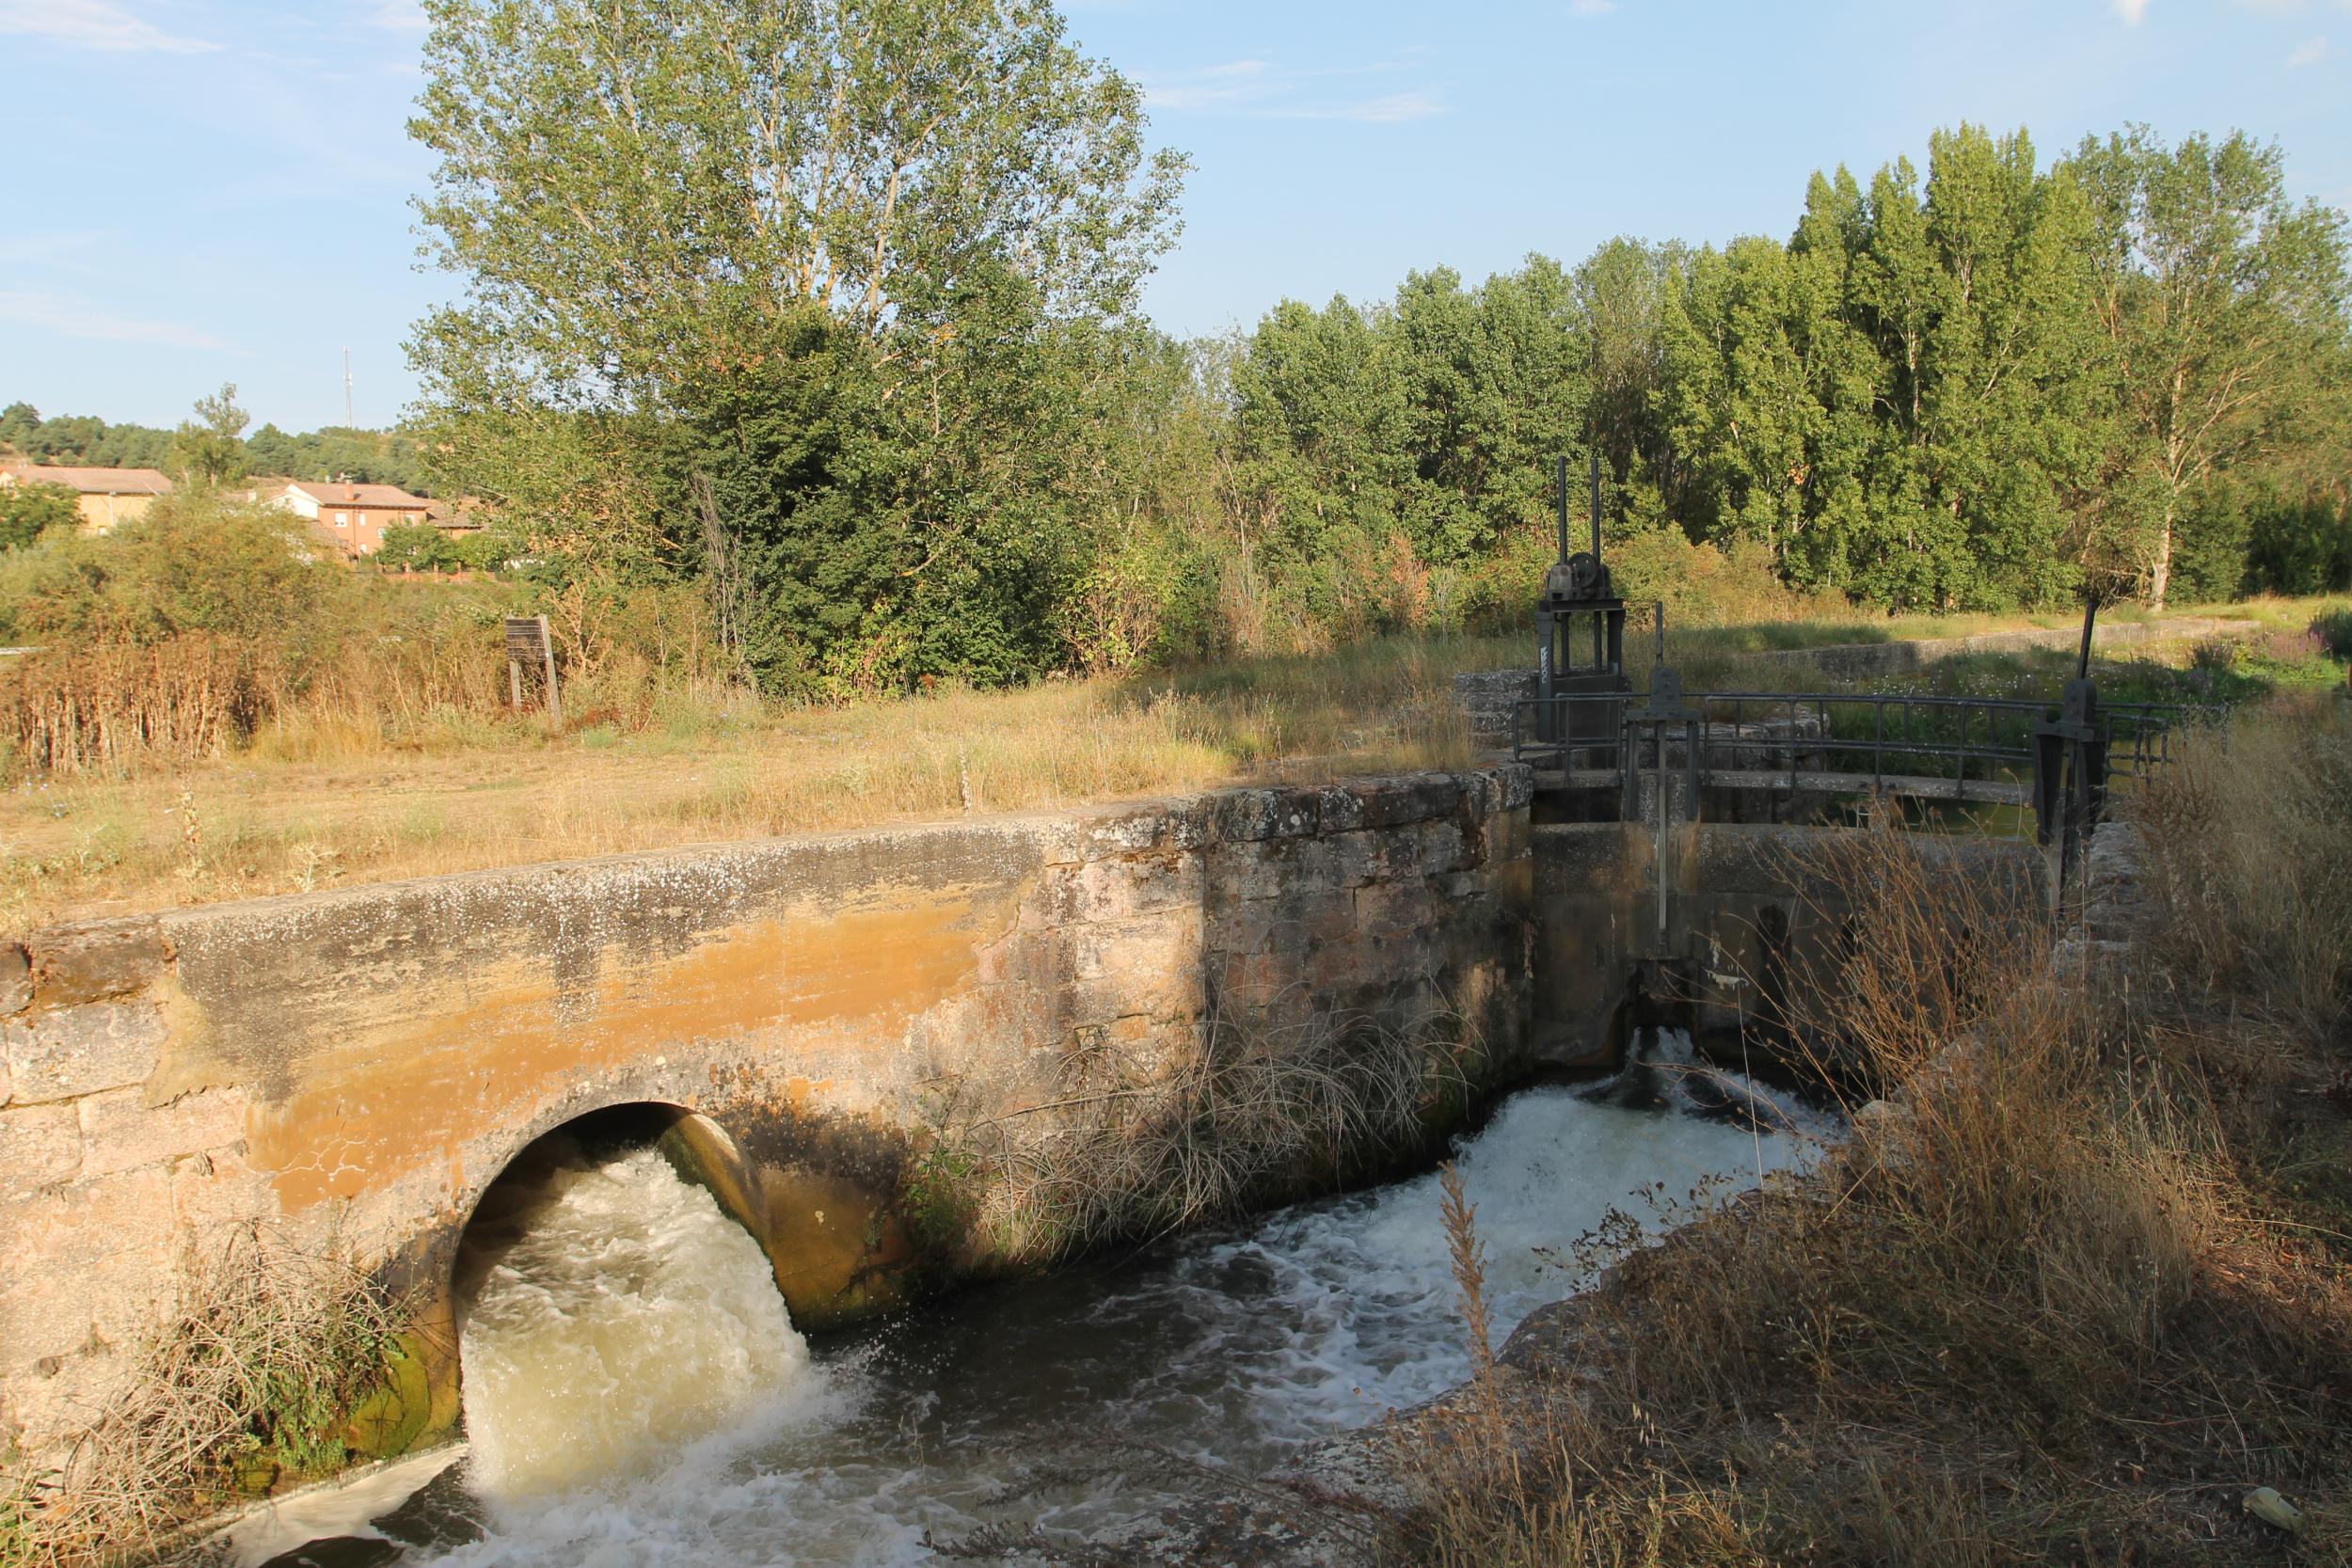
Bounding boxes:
2 1224 421 1568
1388 708 2352 1566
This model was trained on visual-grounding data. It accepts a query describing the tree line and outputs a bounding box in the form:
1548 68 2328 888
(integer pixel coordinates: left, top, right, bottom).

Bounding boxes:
404 1 2348 698
0 396 433 495
23 2 2349 704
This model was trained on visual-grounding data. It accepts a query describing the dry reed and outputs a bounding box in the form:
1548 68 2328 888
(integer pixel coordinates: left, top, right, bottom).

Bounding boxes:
2 1224 414 1568
1394 713 2352 1566
918 1001 1477 1266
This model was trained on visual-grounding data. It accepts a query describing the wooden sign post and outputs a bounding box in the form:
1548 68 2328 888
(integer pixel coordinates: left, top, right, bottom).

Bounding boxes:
503 614 562 728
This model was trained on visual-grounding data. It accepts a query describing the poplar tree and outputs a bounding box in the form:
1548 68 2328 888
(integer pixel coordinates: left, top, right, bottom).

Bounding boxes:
2069 127 2350 608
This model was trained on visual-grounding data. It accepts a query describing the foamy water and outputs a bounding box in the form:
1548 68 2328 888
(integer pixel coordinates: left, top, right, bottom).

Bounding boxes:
267 1039 1825 1567
456 1147 819 1497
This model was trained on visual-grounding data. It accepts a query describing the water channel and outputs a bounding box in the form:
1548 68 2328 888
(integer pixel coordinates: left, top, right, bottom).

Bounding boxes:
243 1036 1829 1568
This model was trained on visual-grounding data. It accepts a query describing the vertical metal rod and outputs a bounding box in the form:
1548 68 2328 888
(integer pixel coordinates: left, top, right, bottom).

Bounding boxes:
1656 721 1669 939
1556 454 1570 566
1589 451 1603 561
1872 699 1883 791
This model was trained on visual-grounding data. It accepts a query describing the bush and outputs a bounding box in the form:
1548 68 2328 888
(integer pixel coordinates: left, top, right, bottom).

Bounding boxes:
0 482 79 549
2312 605 2352 661
0 489 348 650
4 1225 424 1567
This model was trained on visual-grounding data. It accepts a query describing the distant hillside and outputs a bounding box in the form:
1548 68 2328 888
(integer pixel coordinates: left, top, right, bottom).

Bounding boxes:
0 401 433 497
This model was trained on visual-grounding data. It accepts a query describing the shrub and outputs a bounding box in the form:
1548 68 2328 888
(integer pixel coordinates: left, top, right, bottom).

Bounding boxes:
2312 605 2352 661
0 482 79 549
3 1225 423 1568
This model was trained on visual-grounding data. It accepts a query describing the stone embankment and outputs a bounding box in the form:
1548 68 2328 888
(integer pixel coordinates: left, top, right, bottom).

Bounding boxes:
1 768 1538 1465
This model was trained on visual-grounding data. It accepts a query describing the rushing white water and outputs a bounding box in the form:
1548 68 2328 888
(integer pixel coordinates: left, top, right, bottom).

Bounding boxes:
272 1038 1826 1568
456 1145 818 1497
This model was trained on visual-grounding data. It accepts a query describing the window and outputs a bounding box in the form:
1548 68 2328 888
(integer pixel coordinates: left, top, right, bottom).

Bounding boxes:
335 512 348 526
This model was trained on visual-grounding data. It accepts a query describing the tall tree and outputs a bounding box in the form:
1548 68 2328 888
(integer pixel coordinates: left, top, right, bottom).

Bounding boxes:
411 0 1187 688
2069 127 2351 608
167 383 250 486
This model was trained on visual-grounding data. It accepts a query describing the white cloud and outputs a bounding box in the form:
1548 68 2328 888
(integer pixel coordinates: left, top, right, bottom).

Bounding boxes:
2113 0 2150 22
1568 0 1617 16
1269 90 1448 124
0 0 217 53
2288 32 2331 59
0 292 232 352
363 0 428 33
1143 56 1446 122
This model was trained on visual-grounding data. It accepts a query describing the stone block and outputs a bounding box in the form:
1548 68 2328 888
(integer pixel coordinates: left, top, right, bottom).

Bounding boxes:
1326 774 1464 832
1416 820 1476 877
27 920 163 1010
0 1103 80 1196
3 1343 136 1463
1069 915 1198 988
0 1167 174 1372
79 1085 248 1180
1061 801 1210 863
1206 838 1302 903
1206 787 1319 844
0 944 28 1017
1493 765 1535 812
1024 850 1203 930
2 1002 165 1104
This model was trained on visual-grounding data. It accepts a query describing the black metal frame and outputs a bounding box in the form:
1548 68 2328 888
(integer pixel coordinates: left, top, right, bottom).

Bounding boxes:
1509 687 2201 838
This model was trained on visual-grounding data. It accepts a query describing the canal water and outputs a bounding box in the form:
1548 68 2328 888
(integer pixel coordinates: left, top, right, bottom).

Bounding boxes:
244 1036 1826 1568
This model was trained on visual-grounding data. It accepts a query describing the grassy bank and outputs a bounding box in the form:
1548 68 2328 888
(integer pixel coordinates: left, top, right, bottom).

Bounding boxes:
6 600 2344 930
1399 697 2352 1567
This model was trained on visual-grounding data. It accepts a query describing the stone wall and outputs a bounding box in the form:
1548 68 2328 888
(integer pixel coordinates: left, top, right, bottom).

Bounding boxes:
1527 820 2044 1069
0 768 1534 1462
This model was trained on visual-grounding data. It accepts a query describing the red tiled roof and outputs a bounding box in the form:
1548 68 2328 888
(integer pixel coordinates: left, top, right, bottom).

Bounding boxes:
284 480 428 509
3 464 173 496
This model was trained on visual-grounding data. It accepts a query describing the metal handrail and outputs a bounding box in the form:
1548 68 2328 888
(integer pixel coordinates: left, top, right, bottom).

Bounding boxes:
1510 687 2201 800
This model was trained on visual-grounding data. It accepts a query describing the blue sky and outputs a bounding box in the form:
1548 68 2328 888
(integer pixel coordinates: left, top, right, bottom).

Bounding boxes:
2 0 2346 433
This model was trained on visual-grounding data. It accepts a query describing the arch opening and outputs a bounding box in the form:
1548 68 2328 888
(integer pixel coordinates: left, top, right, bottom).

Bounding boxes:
447 1101 812 1497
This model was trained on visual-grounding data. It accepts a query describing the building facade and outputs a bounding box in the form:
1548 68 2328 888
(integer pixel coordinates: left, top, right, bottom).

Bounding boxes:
0 465 173 532
260 479 433 558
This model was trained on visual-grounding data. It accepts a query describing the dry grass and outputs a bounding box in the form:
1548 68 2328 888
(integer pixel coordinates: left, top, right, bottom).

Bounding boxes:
2 1224 415 1568
910 1000 1479 1266
7 601 2311 933
1395 707 2352 1567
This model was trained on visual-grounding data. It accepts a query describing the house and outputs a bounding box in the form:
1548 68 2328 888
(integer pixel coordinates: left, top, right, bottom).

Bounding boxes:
261 478 433 558
425 497 488 539
0 464 173 532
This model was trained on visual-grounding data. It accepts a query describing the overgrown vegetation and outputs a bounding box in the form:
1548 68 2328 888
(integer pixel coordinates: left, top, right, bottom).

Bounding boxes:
4 568 2343 929
914 1004 1480 1267
1 1224 424 1568
1393 702 2352 1567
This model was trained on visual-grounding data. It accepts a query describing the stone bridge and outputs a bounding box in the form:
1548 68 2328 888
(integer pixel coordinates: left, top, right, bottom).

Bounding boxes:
0 767 2035 1462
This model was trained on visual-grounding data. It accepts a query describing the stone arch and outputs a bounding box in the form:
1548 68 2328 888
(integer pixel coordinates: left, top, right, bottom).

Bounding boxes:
449 1101 766 1335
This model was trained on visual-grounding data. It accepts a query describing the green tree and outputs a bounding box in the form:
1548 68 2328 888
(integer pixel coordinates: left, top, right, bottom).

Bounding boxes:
0 482 81 547
2070 127 2351 608
167 383 251 486
410 0 1186 687
0 401 39 456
